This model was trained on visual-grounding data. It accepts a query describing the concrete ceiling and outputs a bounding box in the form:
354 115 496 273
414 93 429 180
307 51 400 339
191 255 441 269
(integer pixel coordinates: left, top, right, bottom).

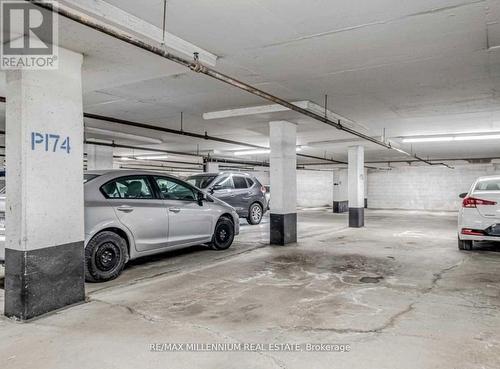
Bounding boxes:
1 0 500 166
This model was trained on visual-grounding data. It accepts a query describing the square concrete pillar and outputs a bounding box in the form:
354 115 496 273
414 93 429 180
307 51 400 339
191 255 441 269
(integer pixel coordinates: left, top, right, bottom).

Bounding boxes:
204 161 219 173
348 146 365 228
269 121 297 245
332 169 348 213
85 144 113 170
4 47 85 320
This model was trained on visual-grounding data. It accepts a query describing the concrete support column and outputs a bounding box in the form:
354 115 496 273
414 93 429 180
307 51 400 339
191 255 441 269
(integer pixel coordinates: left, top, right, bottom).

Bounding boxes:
269 121 297 245
85 144 113 170
348 146 365 228
4 47 85 320
204 161 219 173
332 169 348 213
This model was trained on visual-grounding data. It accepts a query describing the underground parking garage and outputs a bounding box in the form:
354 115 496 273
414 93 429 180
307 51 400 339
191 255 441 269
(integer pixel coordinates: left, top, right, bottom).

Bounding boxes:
1 0 500 368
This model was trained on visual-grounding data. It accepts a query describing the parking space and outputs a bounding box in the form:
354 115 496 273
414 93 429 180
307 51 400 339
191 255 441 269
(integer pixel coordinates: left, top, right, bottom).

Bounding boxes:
1 209 500 368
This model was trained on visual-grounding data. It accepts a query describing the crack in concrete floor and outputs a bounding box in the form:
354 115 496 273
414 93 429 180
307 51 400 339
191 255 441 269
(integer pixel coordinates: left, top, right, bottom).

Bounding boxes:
277 259 466 335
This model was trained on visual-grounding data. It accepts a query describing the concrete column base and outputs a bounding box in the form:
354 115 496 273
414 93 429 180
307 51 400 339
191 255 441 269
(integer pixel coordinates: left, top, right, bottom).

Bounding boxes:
349 208 364 228
4 242 85 320
270 213 297 245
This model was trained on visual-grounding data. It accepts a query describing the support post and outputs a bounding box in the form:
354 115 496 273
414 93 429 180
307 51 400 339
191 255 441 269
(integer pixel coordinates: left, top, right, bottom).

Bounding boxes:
4 47 85 320
204 161 219 173
269 121 297 245
348 146 365 228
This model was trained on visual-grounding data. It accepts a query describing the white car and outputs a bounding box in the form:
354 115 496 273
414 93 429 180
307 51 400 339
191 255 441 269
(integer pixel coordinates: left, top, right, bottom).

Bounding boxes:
458 175 500 250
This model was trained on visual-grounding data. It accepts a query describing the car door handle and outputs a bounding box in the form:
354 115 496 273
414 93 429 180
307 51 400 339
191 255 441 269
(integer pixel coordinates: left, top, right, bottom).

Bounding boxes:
169 207 181 213
117 205 134 213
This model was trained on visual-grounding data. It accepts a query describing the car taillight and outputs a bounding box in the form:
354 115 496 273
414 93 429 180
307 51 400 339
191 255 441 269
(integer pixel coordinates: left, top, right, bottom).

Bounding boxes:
461 228 485 236
260 186 266 194
462 197 497 208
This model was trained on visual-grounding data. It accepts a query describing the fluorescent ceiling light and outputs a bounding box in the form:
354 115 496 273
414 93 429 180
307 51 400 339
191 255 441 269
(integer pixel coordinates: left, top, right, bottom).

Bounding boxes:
203 102 306 120
203 101 367 131
454 134 500 141
234 149 270 156
403 134 500 143
136 155 169 160
85 127 162 144
234 147 302 156
120 156 135 161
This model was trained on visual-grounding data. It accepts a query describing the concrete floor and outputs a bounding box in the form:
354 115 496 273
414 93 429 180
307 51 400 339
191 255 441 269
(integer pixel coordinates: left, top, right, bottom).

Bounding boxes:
1 209 500 369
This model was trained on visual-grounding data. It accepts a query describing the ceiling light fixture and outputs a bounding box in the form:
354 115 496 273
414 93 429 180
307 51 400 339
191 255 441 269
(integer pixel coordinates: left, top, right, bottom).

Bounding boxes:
203 101 366 131
234 149 270 156
403 134 500 143
85 127 163 144
136 155 170 160
234 147 303 156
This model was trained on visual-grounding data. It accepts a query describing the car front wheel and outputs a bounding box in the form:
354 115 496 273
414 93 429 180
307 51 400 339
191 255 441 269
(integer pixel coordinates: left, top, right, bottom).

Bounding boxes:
458 237 473 251
85 231 128 282
246 202 263 225
210 217 235 250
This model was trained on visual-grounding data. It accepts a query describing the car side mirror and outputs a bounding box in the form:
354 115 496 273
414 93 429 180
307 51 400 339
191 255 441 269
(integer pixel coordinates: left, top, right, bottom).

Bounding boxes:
211 184 223 193
459 193 467 199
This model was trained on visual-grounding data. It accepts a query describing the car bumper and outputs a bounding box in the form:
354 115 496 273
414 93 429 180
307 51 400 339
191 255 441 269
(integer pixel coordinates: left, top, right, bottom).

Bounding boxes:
458 207 500 240
459 233 500 242
233 213 240 235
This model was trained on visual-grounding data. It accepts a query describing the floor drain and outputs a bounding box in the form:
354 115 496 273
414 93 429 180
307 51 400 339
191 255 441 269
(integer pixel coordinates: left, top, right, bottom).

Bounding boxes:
359 276 383 284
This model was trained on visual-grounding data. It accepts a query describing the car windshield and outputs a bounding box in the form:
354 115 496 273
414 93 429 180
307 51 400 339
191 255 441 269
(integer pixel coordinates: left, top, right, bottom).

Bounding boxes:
186 175 217 189
84 174 100 183
475 178 500 191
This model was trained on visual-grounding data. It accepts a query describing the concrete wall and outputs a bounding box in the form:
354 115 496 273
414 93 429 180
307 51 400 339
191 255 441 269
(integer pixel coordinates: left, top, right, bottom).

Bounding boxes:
367 164 500 211
296 170 333 208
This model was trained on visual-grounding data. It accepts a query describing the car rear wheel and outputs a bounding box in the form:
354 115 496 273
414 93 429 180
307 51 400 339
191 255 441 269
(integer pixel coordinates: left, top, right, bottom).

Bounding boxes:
458 237 473 251
246 202 263 225
85 231 128 282
210 217 235 250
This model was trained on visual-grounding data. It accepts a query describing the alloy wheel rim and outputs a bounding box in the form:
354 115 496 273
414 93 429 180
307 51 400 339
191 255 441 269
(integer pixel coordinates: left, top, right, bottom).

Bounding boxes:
252 205 262 221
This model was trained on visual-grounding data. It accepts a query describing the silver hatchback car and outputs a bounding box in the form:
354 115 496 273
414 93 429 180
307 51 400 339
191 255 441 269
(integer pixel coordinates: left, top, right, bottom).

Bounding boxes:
84 170 239 282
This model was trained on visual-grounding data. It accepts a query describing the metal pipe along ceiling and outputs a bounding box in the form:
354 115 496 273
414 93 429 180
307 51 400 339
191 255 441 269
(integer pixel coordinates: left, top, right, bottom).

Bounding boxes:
28 1 452 169
0 96 345 165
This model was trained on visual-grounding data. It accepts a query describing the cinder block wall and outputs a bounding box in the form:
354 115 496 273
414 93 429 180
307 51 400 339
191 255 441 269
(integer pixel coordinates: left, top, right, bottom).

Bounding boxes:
297 170 333 207
367 164 500 211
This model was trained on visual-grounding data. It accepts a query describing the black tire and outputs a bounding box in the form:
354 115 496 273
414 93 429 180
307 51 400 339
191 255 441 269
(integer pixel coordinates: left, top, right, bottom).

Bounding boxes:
246 202 263 225
210 217 235 250
458 237 473 251
85 231 128 282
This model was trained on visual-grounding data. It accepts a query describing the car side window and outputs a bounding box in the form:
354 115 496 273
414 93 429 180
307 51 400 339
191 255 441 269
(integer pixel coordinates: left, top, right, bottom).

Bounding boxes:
155 177 197 201
215 175 234 189
101 176 153 199
233 176 248 189
245 178 254 187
